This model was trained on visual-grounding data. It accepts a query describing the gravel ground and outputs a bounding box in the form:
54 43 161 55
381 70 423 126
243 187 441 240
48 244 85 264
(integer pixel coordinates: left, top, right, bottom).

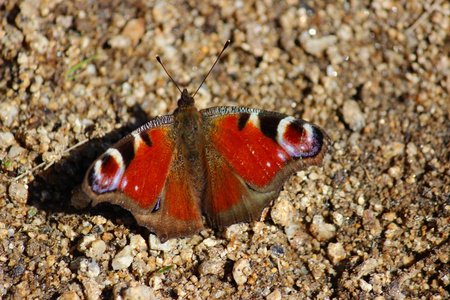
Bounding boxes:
1 0 449 299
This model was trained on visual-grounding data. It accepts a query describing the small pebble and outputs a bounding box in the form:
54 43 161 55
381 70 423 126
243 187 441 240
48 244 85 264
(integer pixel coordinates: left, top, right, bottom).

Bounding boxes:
87 239 107 259
72 258 101 278
121 18 145 44
299 31 337 57
0 101 19 127
362 210 382 236
8 145 26 159
130 234 147 252
327 242 347 264
198 260 225 276
382 142 405 160
232 258 251 285
359 278 373 292
8 182 28 203
80 277 102 300
0 132 15 149
309 215 336 242
270 197 294 227
112 246 133 270
342 100 366 131
388 166 402 179
266 289 282 300
122 286 156 300
148 234 175 252
57 291 81 300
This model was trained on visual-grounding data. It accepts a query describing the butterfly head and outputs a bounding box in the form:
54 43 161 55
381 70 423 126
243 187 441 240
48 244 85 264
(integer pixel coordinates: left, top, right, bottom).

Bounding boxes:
177 89 195 109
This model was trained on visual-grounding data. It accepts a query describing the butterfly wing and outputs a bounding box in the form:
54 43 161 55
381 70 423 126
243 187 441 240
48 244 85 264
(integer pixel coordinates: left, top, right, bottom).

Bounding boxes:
201 107 330 228
82 115 204 241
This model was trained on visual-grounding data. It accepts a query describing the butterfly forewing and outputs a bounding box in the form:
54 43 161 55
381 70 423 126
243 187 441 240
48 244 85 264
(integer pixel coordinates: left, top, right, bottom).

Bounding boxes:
82 115 204 241
201 107 330 228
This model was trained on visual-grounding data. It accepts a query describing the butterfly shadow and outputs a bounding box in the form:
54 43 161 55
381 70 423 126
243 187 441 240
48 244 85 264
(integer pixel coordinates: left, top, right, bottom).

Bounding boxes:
26 104 155 238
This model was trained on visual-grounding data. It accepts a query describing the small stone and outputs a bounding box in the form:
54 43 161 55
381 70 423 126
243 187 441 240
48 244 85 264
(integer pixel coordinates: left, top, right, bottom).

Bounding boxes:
57 291 81 300
122 286 156 300
8 182 28 203
0 132 15 149
80 277 102 300
198 260 225 276
130 234 147 252
271 196 295 227
87 240 107 259
266 289 282 300
148 234 175 252
299 31 338 57
362 210 382 236
359 278 373 292
382 211 397 222
71 258 101 278
382 142 405 160
309 215 336 242
406 142 418 156
232 258 251 285
332 212 344 226
121 18 145 45
109 35 131 49
327 242 347 264
91 215 107 225
342 100 366 131
388 166 402 179
149 276 163 290
223 223 248 239
8 145 26 159
384 223 403 239
77 235 96 253
0 101 19 127
112 246 133 270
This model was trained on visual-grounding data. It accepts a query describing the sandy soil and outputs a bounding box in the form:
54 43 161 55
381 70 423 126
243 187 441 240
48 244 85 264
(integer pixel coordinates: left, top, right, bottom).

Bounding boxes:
0 0 449 299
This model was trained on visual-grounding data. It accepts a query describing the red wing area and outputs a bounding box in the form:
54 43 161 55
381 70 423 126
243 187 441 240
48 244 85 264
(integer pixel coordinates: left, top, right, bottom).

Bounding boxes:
85 126 175 210
120 129 174 208
132 157 205 241
208 114 290 189
83 122 204 240
201 107 330 227
205 157 249 214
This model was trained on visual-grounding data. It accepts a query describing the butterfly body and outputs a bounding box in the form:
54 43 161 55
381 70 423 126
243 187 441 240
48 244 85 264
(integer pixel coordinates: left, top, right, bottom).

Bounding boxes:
83 88 330 241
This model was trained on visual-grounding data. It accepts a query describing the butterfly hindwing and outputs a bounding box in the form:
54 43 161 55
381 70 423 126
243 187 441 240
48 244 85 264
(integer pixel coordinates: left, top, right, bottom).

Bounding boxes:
201 107 330 228
82 115 204 241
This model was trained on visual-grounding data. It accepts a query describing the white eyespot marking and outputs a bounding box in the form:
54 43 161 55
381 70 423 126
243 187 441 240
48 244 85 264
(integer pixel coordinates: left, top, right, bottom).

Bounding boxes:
106 148 125 190
301 123 314 151
266 162 271 168
248 113 261 129
277 117 297 157
92 148 126 193
135 185 139 191
132 132 143 151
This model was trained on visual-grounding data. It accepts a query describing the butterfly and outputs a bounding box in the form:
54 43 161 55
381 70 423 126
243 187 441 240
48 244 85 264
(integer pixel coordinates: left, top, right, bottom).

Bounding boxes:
81 41 330 241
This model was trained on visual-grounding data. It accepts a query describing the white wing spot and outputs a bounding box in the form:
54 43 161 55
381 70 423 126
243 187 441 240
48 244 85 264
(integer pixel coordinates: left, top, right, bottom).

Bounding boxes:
248 113 261 129
277 117 297 156
106 148 125 190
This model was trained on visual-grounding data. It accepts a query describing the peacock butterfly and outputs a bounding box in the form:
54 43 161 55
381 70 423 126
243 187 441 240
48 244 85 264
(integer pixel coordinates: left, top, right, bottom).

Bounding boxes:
81 41 330 241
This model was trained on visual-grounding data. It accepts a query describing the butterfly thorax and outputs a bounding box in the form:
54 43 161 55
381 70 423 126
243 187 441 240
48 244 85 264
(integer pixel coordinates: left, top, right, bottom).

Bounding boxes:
173 92 208 195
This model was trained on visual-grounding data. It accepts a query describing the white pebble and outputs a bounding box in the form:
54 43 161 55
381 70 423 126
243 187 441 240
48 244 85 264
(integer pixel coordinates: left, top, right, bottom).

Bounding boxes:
232 258 251 285
112 246 133 270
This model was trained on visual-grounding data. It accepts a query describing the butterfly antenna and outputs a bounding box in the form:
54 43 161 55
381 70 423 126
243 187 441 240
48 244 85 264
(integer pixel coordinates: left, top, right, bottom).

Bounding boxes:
156 55 182 94
192 40 231 98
